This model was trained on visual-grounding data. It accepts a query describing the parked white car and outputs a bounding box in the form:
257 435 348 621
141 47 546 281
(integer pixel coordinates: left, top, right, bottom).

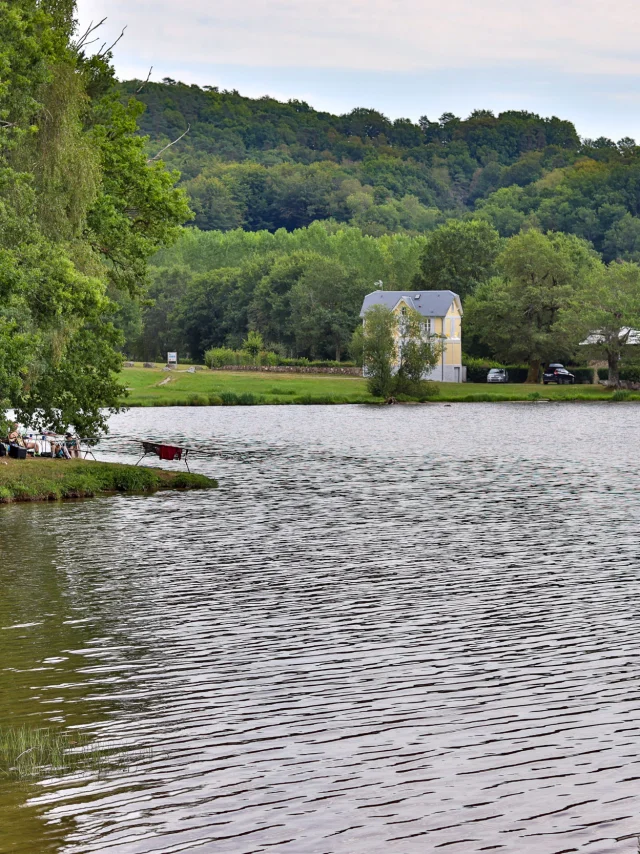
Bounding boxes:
487 368 509 383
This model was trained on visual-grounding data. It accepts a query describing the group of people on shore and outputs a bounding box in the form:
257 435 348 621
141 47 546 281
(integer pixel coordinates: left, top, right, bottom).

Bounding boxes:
1 423 81 459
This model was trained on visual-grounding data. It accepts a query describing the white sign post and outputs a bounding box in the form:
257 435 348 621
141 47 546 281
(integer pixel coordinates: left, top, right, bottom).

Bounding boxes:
167 351 178 367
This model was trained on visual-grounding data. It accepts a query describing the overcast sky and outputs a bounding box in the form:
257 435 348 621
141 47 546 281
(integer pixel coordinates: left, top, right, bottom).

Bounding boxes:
77 0 640 140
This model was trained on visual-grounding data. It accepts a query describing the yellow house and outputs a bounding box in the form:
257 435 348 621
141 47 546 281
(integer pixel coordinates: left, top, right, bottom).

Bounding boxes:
359 289 464 382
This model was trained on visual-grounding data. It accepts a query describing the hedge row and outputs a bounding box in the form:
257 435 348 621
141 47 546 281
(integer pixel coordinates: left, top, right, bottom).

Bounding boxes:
464 364 529 383
598 366 640 382
204 347 355 370
571 368 596 384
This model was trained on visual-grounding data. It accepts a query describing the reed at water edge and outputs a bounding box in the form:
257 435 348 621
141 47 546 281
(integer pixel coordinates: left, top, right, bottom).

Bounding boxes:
0 726 152 781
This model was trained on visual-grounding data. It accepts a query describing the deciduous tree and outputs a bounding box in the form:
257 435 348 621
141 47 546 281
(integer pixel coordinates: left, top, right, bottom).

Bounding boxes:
465 230 600 382
560 261 640 386
414 220 501 299
360 305 440 398
0 1 190 433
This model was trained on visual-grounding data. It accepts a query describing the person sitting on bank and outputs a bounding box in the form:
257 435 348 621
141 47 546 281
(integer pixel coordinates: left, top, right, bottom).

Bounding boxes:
65 433 80 458
8 423 41 455
7 424 23 447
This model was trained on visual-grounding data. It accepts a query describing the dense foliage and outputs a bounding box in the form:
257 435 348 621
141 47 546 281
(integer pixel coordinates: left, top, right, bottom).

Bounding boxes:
121 78 640 260
123 223 427 362
134 220 640 382
0 2 189 434
120 80 584 234
465 231 600 381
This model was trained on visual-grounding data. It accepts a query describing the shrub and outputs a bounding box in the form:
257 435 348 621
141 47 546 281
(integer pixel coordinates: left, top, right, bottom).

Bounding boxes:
187 393 209 406
611 389 631 401
621 365 640 383
237 393 258 405
204 346 356 370
595 366 640 383
463 355 502 383
220 391 239 405
460 393 502 401
242 330 264 358
293 394 337 404
208 394 223 405
417 381 439 399
508 367 528 383
570 367 595 384
205 347 237 368
260 350 279 366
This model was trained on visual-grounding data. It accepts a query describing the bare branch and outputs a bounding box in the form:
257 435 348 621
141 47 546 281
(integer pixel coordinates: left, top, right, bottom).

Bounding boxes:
146 125 191 163
0 120 18 128
136 67 153 94
96 27 127 58
74 17 107 50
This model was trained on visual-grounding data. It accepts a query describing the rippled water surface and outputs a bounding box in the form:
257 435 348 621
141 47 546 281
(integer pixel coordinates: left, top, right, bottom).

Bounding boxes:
1 403 640 854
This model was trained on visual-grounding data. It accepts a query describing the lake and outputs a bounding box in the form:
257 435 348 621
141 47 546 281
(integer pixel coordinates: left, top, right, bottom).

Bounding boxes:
1 403 639 853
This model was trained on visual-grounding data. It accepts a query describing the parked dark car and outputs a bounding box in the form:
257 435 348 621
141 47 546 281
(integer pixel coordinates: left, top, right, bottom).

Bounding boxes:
543 363 575 385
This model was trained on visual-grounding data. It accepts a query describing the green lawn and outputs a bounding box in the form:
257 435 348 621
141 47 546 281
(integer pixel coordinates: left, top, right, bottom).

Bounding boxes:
122 367 374 404
121 366 633 405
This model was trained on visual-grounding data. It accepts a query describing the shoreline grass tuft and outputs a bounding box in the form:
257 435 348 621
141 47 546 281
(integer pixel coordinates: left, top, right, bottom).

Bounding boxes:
0 459 216 504
0 726 151 781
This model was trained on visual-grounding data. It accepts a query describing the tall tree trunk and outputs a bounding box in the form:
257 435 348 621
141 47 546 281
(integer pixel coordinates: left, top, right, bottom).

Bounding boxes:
608 351 620 386
526 359 540 384
335 343 341 362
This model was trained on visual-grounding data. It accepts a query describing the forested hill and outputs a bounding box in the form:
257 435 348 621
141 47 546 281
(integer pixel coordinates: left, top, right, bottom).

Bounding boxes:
120 79 640 262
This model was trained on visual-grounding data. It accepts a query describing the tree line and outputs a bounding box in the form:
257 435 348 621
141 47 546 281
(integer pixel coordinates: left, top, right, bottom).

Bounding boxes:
0 1 188 435
120 78 640 259
121 223 427 362
120 218 640 385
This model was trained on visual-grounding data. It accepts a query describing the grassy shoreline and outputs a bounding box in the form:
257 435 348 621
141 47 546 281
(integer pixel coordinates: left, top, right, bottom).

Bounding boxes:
0 459 216 504
121 366 638 406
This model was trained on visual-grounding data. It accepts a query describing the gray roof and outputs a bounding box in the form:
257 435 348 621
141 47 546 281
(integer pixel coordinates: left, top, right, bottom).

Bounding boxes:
359 290 460 318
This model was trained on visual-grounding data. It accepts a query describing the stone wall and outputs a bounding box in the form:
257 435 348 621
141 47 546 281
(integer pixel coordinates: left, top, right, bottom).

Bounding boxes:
210 365 362 376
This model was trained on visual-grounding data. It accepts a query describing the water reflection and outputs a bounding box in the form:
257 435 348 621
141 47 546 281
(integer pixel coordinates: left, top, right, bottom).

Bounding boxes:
1 403 640 853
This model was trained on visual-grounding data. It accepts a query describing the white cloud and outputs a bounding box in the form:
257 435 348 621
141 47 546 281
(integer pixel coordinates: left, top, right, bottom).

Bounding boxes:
77 0 640 75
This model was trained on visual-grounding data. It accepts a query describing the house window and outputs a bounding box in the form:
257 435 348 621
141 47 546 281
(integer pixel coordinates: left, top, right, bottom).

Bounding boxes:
398 306 408 336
